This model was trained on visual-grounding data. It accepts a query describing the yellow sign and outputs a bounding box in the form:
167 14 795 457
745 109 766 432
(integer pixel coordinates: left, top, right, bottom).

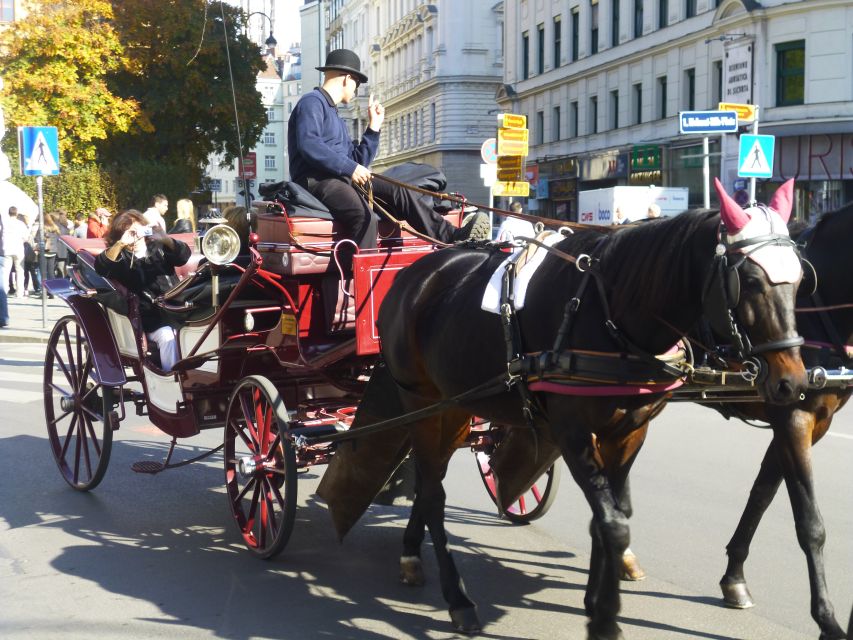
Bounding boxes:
497 140 529 156
718 102 757 123
497 168 524 182
493 181 530 197
497 155 523 170
281 313 298 335
497 113 527 129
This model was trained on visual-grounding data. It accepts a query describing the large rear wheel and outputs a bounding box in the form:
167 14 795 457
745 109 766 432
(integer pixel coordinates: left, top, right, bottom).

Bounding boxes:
44 315 115 491
224 375 297 559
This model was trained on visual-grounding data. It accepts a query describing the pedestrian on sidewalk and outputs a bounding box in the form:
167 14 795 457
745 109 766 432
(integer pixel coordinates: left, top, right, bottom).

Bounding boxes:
73 212 88 238
4 206 28 296
21 212 42 296
87 207 111 239
0 206 8 327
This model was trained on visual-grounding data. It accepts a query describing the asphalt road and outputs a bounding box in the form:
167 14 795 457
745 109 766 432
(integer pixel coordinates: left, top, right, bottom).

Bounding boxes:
1 340 851 639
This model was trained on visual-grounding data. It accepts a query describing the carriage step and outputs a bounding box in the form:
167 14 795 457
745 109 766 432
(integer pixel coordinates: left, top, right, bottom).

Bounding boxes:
131 460 165 474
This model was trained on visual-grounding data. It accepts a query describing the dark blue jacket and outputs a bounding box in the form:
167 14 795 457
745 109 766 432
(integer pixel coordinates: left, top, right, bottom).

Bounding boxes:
288 88 379 183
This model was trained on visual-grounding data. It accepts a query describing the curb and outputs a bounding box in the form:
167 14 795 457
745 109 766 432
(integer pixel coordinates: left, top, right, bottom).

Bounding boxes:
0 334 51 344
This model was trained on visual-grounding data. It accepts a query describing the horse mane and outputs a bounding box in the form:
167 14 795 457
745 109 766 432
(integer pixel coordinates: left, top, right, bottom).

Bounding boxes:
793 200 853 242
599 209 718 320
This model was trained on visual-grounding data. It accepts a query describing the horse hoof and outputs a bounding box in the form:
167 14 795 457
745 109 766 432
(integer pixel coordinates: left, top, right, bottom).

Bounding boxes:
720 580 755 609
399 555 425 587
450 607 481 635
621 552 646 581
587 620 624 640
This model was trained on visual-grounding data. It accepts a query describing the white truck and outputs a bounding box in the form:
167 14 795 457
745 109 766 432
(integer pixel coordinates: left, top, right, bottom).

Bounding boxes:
577 186 689 225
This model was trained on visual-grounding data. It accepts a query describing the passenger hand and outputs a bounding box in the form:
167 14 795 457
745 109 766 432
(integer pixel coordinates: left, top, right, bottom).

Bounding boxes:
351 164 372 186
120 228 140 248
368 94 385 131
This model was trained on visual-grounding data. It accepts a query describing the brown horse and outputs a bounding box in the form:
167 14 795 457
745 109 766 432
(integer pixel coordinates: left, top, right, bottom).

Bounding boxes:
319 180 806 639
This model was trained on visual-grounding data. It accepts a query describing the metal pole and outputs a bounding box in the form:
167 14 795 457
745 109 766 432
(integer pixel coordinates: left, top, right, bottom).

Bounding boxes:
488 186 494 233
36 175 46 327
748 109 759 205
702 136 710 209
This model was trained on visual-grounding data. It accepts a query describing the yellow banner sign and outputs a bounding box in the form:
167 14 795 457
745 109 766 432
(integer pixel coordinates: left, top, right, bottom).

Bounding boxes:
497 168 524 182
498 127 529 142
492 181 530 197
497 155 523 170
497 113 527 129
718 102 757 123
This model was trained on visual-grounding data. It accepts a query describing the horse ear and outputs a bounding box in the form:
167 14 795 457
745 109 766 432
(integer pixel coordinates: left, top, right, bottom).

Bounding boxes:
768 178 795 223
714 177 751 234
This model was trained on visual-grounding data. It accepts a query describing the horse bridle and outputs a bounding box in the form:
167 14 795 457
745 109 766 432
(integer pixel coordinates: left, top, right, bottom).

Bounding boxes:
702 227 805 361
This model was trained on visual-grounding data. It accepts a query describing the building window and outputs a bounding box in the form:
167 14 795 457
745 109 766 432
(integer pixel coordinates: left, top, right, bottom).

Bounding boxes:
591 1 599 55
537 23 545 74
657 75 668 119
522 31 530 79
611 0 620 47
554 17 562 68
263 131 275 145
684 67 695 110
659 0 668 28
590 95 598 134
776 40 805 106
571 9 580 62
536 110 545 144
430 103 436 141
685 0 696 19
634 0 644 38
264 155 276 170
414 113 419 146
553 106 561 141
633 83 642 125
610 89 619 129
712 60 723 107
0 0 13 21
266 107 276 121
570 100 579 136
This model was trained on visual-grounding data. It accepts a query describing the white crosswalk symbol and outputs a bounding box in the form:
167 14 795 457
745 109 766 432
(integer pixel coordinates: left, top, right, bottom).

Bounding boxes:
739 139 770 175
25 131 60 173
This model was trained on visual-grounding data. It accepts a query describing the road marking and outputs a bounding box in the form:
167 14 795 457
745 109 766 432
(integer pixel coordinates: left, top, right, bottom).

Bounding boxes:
0 371 44 384
0 390 43 404
826 431 853 441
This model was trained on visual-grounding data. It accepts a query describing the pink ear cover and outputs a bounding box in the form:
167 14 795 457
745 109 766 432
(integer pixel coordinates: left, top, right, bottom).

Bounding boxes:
768 178 795 223
714 177 750 234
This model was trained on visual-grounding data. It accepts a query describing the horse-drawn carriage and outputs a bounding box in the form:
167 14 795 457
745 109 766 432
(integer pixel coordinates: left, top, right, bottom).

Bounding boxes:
42 175 851 639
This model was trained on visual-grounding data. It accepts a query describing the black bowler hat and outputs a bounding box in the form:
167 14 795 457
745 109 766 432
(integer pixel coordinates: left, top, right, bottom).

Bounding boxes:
316 48 368 84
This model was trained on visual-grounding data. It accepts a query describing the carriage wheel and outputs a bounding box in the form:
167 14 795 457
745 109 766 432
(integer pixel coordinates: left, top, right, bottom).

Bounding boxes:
44 315 115 491
224 375 297 559
476 449 561 524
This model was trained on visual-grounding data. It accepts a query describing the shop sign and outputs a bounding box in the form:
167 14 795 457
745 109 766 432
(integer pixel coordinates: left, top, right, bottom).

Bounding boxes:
550 178 577 201
631 145 661 172
774 133 853 181
580 151 627 180
724 41 753 103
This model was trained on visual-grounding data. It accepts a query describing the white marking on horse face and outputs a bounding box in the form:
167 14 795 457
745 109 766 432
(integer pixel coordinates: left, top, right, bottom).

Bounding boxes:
726 206 802 284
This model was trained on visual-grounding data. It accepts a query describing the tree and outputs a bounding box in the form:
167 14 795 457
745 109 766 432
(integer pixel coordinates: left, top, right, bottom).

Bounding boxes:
0 0 147 166
102 0 267 174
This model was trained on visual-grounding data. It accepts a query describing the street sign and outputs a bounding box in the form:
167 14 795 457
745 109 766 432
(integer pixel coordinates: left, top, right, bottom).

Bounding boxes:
239 152 257 179
17 126 60 176
738 134 775 178
497 168 524 182
497 126 529 157
493 181 530 197
718 102 757 123
480 138 497 164
497 113 527 129
678 110 738 134
497 155 523 170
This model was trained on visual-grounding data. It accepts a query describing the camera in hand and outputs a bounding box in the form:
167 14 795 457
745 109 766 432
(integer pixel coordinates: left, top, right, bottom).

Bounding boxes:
139 226 154 237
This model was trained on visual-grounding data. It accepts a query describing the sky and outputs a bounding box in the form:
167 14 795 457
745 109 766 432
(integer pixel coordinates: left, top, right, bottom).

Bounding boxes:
225 0 302 50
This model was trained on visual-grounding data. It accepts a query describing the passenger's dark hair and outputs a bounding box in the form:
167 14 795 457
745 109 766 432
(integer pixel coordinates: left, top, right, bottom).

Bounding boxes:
104 210 147 247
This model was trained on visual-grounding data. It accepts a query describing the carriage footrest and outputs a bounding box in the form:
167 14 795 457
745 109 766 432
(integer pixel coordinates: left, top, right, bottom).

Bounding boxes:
131 460 165 474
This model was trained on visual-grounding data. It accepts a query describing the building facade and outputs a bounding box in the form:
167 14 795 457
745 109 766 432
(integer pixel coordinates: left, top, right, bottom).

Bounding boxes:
502 0 853 221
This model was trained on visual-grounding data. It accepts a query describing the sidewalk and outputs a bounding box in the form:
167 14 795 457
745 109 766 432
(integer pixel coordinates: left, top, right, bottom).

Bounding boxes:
0 293 69 343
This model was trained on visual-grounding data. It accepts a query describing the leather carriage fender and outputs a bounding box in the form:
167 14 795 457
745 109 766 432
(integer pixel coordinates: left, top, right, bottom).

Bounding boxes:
57 294 127 388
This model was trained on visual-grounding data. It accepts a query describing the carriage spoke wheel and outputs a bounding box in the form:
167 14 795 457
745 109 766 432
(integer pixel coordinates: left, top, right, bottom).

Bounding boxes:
44 315 114 491
224 375 297 559
475 431 561 524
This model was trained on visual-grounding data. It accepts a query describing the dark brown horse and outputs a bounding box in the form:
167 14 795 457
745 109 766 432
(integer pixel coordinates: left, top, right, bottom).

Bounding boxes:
714 201 853 640
319 180 806 639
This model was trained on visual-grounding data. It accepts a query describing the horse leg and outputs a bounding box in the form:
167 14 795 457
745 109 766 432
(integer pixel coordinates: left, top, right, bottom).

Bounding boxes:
400 470 427 586
560 432 629 640
720 442 783 608
769 408 845 640
410 411 481 634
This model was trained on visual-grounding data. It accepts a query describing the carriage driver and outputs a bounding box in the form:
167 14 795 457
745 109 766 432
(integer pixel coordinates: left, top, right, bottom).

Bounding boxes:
95 210 191 371
287 49 491 251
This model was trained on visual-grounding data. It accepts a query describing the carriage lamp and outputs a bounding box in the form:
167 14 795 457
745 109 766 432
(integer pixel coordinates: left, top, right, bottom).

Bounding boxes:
244 311 255 332
201 224 241 265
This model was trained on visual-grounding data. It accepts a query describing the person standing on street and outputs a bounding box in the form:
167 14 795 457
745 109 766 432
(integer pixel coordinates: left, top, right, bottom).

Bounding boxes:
287 49 490 251
143 194 168 231
168 198 196 234
3 206 28 296
0 206 9 327
87 207 111 239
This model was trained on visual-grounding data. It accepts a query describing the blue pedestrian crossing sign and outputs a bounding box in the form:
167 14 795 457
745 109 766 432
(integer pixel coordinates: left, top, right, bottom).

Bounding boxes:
17 126 61 176
738 134 775 179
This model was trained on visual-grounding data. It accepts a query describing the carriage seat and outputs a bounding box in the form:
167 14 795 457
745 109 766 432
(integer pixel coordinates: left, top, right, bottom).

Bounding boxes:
61 233 203 280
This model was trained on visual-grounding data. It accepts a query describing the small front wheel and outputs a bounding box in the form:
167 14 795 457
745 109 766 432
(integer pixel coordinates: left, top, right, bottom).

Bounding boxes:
44 315 115 491
224 375 297 559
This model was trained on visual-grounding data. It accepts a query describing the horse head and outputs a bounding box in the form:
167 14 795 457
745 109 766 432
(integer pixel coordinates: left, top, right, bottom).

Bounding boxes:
712 177 806 404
